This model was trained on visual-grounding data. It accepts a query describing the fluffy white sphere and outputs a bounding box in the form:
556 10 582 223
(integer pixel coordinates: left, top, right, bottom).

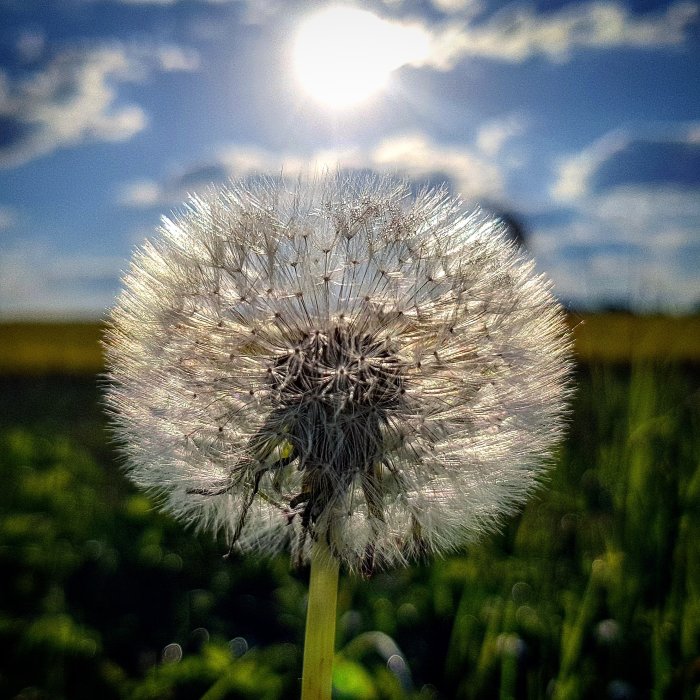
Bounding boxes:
105 174 571 574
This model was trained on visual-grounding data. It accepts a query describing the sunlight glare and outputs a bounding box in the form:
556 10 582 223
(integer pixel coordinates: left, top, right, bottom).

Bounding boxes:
293 6 429 108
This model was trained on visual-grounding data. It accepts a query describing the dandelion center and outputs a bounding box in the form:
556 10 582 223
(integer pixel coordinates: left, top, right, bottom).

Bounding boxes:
270 327 406 474
262 326 410 567
275 328 404 411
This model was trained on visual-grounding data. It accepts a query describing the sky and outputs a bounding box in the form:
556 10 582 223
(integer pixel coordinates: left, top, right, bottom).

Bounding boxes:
0 0 698 318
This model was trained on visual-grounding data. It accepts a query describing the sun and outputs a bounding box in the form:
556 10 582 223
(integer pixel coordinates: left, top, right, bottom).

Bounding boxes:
293 6 429 109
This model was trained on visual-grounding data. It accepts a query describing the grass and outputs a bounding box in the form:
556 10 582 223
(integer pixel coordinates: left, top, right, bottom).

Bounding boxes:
0 317 698 698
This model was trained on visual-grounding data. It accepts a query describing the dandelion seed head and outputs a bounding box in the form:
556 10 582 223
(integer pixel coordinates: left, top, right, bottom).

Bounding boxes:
105 173 572 574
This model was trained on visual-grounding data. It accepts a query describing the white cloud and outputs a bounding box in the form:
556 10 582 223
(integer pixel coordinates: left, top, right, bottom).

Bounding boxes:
543 185 700 247
0 206 18 232
369 132 503 198
593 186 700 239
117 179 163 207
476 114 526 157
542 242 699 311
534 123 700 310
429 0 482 16
92 0 697 85
0 242 123 318
419 1 698 68
247 1 697 83
533 184 700 311
73 0 699 69
551 131 629 201
118 131 505 209
107 0 282 25
540 126 700 310
0 43 199 169
153 45 200 71
552 124 700 201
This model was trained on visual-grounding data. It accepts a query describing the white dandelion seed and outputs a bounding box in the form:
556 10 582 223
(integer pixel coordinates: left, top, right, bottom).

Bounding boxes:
105 173 571 575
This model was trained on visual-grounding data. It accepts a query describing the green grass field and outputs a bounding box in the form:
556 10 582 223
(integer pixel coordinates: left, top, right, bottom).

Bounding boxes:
0 318 698 699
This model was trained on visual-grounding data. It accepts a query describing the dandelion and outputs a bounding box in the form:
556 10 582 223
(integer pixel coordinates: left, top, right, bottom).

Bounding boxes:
105 173 571 699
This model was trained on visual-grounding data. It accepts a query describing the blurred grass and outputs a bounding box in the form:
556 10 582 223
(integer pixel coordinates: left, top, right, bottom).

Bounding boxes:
0 316 698 699
1 313 699 374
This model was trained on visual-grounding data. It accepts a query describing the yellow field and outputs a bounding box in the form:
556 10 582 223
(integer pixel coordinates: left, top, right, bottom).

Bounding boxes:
0 322 105 374
566 312 700 363
0 314 698 374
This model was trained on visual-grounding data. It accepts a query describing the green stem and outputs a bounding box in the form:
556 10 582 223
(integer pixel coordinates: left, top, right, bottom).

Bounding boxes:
301 542 340 700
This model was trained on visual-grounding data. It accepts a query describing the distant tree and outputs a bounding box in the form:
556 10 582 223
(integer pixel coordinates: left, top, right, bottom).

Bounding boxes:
491 210 528 248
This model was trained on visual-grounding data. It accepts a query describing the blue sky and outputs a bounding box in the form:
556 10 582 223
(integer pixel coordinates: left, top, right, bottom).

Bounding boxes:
0 0 698 318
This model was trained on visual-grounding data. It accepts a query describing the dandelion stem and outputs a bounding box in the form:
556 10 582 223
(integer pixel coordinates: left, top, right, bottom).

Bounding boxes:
301 541 339 700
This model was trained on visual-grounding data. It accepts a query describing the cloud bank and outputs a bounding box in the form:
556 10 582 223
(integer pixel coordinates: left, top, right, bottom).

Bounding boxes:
117 131 506 208
421 1 698 68
538 126 700 310
0 242 124 318
0 43 199 169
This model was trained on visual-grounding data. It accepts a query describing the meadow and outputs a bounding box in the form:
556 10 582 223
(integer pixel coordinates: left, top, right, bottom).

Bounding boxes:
0 316 698 699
